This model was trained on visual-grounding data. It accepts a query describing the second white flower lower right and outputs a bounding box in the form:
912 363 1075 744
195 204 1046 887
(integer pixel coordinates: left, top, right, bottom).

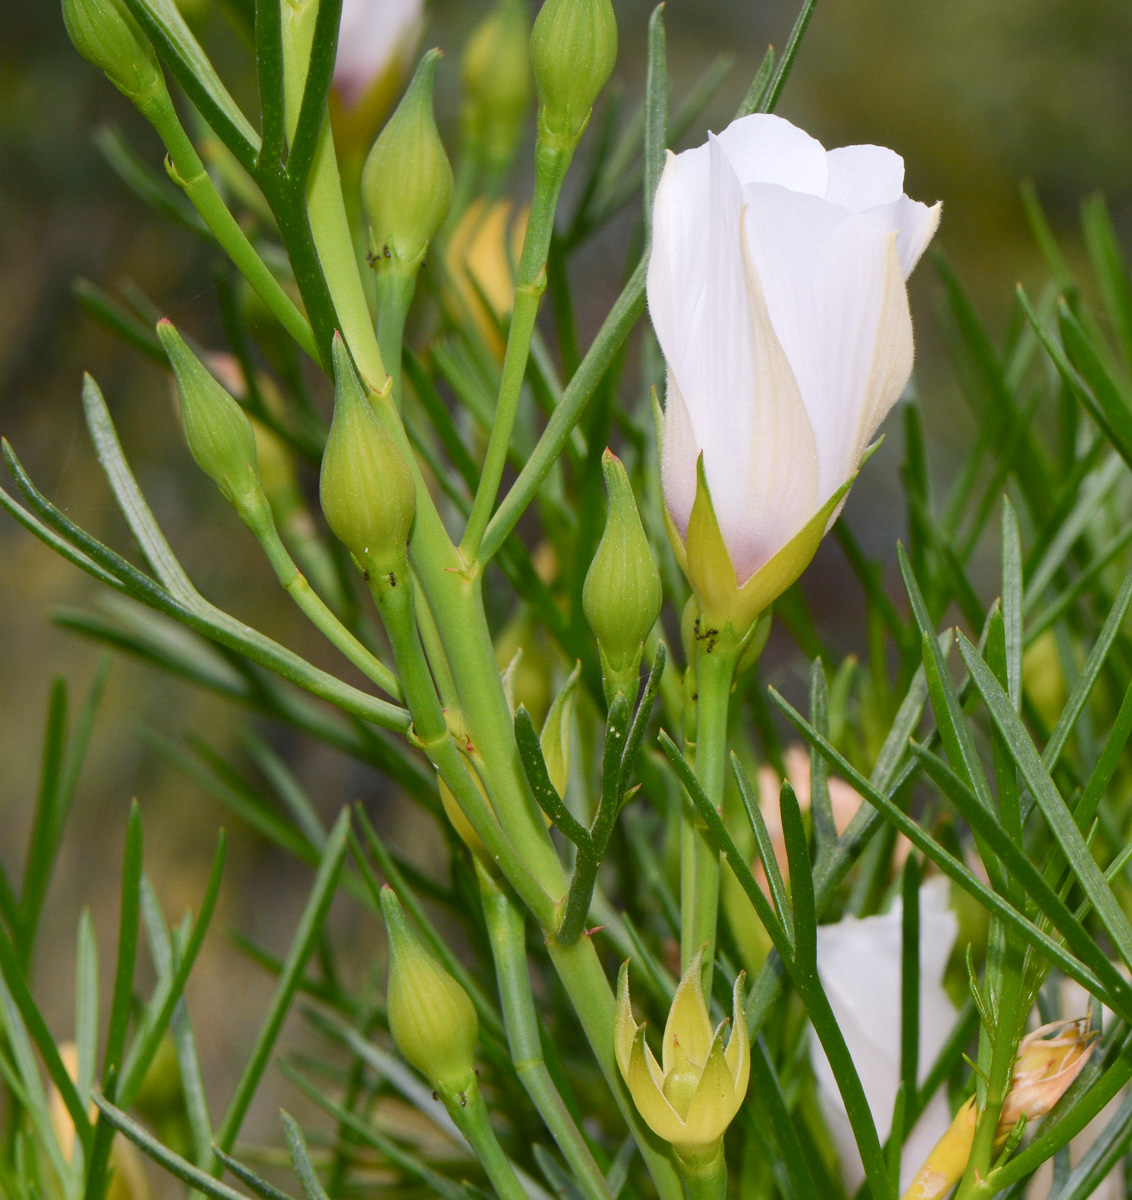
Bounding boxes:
649 113 940 629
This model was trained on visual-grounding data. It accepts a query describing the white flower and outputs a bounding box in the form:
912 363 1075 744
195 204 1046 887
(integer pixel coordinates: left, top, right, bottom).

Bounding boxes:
648 113 939 631
810 877 958 1194
334 0 424 110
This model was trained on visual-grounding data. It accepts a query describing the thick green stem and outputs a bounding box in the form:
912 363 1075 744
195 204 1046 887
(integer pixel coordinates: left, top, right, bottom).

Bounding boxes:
677 1143 727 1200
375 264 419 408
240 493 401 700
461 137 572 560
439 1077 528 1200
370 569 554 925
422 568 567 892
479 870 614 1200
139 89 320 364
682 647 736 992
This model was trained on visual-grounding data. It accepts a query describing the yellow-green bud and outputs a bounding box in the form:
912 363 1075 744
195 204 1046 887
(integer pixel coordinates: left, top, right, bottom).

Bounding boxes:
61 0 164 105
583 449 662 704
157 319 263 514
319 335 416 580
380 885 478 1095
529 0 617 147
362 50 453 272
462 0 532 175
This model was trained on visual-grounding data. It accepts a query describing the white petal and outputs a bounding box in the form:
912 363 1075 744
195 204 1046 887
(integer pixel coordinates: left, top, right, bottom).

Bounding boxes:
659 373 698 542
824 145 906 211
648 138 748 409
334 0 423 108
653 135 818 580
720 227 818 581
858 196 942 278
810 882 959 1193
741 184 914 500
715 113 828 195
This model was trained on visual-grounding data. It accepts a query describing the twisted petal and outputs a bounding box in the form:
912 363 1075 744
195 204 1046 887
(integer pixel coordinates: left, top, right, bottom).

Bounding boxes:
741 187 914 501
648 112 938 593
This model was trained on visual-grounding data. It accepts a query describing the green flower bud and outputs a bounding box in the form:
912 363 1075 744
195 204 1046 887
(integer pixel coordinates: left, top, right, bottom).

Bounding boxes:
462 0 531 175
583 449 662 704
61 0 164 105
319 335 416 581
362 50 454 272
157 319 263 514
529 0 617 147
380 885 478 1095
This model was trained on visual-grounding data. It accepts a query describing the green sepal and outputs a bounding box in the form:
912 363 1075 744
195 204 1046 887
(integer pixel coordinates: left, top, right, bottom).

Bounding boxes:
678 453 863 645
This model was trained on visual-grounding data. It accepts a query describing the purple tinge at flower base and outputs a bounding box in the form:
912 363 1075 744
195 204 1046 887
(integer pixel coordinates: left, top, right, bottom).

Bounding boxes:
649 113 940 636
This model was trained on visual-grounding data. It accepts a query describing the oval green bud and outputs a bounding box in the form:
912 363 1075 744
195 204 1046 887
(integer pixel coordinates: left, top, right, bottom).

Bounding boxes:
583 450 662 704
380 885 478 1095
61 0 164 105
462 0 531 176
319 335 416 580
529 0 617 147
157 319 263 514
362 50 454 272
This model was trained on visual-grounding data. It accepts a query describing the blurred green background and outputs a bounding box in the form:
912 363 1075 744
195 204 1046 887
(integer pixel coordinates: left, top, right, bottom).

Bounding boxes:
1 0 1131 1169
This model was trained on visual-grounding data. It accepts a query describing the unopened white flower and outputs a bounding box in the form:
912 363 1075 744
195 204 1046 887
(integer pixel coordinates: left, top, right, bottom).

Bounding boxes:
334 0 423 111
649 113 939 636
811 877 958 1194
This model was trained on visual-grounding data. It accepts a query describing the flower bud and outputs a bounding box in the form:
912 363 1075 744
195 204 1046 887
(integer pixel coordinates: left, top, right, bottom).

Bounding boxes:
529 0 617 147
903 1019 1095 1199
61 0 164 105
157 320 264 515
462 0 531 176
998 1018 1095 1132
583 450 662 704
380 885 478 1095
319 335 417 581
615 949 749 1168
362 49 453 272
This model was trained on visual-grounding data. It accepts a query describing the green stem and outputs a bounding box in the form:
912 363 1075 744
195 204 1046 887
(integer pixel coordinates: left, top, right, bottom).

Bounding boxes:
677 1143 727 1200
954 943 1027 1199
479 869 614 1200
478 254 647 566
440 1077 528 1200
420 568 567 893
239 493 402 700
375 264 419 407
460 136 572 560
139 89 321 365
683 646 736 991
369 568 555 926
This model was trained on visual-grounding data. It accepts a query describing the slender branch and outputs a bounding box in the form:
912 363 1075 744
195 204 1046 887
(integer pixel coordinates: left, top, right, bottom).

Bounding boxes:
241 496 402 700
461 139 572 559
682 645 735 992
479 870 614 1200
139 89 320 363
